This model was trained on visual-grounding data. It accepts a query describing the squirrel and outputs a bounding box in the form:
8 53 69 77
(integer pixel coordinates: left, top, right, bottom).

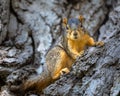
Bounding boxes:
10 15 104 94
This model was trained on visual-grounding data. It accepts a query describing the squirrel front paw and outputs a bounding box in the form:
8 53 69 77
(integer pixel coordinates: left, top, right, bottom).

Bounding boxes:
77 50 84 58
96 41 104 47
60 68 70 76
79 50 84 56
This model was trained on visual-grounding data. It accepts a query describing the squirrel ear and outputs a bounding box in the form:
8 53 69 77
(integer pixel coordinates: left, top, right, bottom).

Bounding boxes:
62 18 68 26
78 15 85 23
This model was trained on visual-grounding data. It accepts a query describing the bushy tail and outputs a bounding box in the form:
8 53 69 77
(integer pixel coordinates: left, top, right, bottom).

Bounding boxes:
10 71 52 94
22 71 52 92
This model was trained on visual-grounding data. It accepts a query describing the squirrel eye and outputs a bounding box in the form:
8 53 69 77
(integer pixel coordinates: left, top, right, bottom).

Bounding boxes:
66 25 69 30
79 23 82 27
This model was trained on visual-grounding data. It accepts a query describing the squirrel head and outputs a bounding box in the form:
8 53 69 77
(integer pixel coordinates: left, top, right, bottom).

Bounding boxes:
62 15 85 40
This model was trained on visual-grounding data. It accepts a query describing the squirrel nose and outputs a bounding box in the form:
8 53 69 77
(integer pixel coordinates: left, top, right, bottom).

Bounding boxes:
73 32 77 36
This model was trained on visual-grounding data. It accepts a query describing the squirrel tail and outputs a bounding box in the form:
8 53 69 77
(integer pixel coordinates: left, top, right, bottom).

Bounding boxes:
10 70 52 94
23 71 52 92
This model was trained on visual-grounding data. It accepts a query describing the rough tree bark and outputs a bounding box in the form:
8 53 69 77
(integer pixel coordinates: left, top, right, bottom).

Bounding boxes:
0 0 120 96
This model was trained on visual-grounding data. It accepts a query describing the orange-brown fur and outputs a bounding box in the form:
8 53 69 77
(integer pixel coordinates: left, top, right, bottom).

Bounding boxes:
10 16 104 94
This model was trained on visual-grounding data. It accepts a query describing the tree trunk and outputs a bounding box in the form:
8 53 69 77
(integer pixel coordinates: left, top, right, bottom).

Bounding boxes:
0 0 120 96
